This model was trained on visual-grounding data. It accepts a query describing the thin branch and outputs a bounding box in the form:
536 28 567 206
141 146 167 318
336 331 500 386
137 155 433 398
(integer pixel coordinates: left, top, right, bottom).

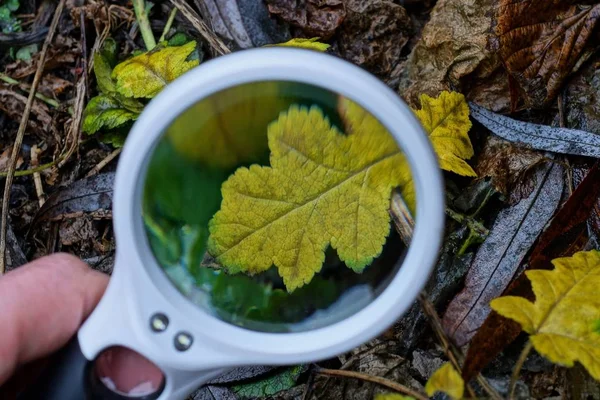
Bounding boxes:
0 0 65 274
159 7 178 43
133 0 156 50
85 148 122 177
30 145 45 207
170 0 230 55
314 368 428 400
510 341 533 400
58 78 85 168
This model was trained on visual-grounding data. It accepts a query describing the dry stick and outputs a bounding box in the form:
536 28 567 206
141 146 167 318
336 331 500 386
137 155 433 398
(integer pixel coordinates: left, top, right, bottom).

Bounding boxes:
170 0 230 55
30 145 45 207
85 148 122 177
58 77 86 168
315 368 428 400
509 341 533 400
0 0 66 274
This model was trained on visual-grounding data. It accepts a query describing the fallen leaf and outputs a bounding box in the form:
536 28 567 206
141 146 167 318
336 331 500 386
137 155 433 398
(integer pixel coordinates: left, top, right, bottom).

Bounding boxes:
443 162 563 345
493 0 600 108
475 135 545 204
561 53 600 135
270 37 329 51
39 74 72 97
413 91 476 177
405 0 497 106
231 365 305 398
491 250 600 379
112 41 199 98
374 394 414 400
461 161 600 381
335 0 410 80
31 173 114 225
265 0 346 39
201 0 290 48
5 221 26 272
59 217 98 246
425 363 464 400
192 385 237 400
470 103 600 158
82 95 140 134
207 101 412 291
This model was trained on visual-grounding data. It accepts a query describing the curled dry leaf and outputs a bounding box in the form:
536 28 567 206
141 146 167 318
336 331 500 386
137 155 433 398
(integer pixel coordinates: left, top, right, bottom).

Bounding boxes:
475 135 545 204
265 0 346 39
335 0 410 80
493 0 600 108
405 0 497 106
491 250 600 380
201 0 290 48
443 162 563 346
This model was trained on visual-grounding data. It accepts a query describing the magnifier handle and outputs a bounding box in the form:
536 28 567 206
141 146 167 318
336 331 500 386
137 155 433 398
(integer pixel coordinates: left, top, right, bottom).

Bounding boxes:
17 336 91 400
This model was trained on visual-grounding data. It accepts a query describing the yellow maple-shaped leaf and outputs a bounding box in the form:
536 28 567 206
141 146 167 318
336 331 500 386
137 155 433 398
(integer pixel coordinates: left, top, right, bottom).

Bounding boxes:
374 393 414 400
207 100 412 291
413 91 476 177
112 41 198 98
269 37 330 52
491 250 600 380
425 363 464 400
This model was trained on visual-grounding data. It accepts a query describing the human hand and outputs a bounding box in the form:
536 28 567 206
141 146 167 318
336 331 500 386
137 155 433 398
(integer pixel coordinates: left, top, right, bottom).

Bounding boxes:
0 253 162 397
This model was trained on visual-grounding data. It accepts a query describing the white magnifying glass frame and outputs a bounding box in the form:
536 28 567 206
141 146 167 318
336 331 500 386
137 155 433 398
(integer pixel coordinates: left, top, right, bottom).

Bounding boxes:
77 48 445 400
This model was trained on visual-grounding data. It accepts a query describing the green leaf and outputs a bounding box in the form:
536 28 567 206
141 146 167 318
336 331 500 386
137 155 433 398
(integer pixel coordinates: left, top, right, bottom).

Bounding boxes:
112 41 199 98
100 37 118 68
0 0 20 33
15 44 37 62
208 100 413 291
94 51 117 94
99 129 128 148
374 394 415 400
82 95 140 134
231 365 305 398
168 32 189 46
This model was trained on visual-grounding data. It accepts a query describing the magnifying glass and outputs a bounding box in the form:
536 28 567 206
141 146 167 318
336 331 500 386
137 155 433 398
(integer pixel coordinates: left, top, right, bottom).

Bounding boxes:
19 48 444 400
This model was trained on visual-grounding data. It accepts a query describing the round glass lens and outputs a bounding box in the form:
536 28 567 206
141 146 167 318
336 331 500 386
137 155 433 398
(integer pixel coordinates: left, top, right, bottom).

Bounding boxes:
142 81 416 333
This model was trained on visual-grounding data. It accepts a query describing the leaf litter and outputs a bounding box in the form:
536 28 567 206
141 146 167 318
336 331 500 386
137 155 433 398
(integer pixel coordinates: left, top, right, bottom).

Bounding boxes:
3 0 600 398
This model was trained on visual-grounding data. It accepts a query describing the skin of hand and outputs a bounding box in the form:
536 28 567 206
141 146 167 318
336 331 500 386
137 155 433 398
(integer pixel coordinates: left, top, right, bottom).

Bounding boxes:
0 253 163 396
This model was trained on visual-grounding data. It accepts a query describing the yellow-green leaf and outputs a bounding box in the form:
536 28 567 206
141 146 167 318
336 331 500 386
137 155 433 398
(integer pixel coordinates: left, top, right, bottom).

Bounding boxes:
94 51 116 94
82 95 140 134
491 250 600 380
412 91 476 177
269 37 330 52
112 41 199 98
425 363 464 400
374 394 415 400
208 100 412 291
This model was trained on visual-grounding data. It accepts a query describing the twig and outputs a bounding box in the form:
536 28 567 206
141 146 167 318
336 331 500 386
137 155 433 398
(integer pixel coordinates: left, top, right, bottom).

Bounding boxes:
80 10 89 103
170 0 230 55
132 0 156 50
509 341 533 400
0 73 61 109
159 7 178 43
314 368 428 400
418 293 503 400
30 145 45 207
0 0 65 274
85 148 122 177
58 78 86 168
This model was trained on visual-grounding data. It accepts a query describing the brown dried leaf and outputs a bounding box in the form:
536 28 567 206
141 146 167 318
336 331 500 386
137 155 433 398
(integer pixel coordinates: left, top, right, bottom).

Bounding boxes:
493 0 600 108
39 74 72 97
266 0 346 39
405 0 497 106
59 217 98 246
474 135 545 204
0 89 54 135
335 0 410 80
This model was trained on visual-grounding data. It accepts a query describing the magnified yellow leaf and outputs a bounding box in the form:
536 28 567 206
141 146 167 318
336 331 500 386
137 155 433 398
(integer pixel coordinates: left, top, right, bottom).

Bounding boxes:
491 250 600 380
413 91 476 177
112 41 199 98
208 100 412 291
374 394 415 400
269 37 330 52
424 363 464 400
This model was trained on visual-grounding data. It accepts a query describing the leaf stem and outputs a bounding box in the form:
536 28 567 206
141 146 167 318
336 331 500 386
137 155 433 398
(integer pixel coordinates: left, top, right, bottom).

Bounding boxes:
314 368 428 400
132 0 156 51
159 7 178 43
509 341 533 399
0 72 61 109
0 156 63 178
